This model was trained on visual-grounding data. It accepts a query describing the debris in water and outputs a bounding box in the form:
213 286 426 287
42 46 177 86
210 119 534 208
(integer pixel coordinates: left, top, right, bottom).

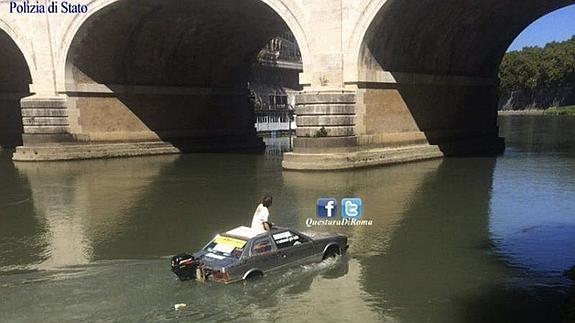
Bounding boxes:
174 303 187 311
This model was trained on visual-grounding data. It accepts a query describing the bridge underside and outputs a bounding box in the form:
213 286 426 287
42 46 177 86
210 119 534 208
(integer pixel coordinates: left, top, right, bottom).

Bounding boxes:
14 0 292 160
0 30 30 149
283 0 575 170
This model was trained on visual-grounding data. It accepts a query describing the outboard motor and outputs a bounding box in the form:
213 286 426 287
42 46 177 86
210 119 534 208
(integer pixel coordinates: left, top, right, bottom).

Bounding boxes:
171 253 200 281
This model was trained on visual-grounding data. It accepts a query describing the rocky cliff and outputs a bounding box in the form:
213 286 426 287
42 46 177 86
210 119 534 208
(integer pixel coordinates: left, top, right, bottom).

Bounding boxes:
498 84 575 110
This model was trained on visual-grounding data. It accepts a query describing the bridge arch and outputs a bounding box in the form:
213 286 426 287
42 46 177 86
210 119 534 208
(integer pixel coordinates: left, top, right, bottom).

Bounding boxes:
344 0 387 83
60 0 308 151
0 25 32 147
355 0 575 81
0 19 36 77
346 0 575 158
56 0 310 86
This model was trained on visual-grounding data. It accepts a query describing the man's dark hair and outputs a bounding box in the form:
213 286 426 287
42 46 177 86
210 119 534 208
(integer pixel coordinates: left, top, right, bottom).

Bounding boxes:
262 196 273 208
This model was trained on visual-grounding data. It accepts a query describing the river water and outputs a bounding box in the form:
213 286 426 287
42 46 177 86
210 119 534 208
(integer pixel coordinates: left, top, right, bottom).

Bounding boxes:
1 115 575 322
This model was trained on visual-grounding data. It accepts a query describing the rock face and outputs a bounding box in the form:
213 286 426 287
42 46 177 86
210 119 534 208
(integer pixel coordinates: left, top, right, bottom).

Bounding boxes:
498 84 575 110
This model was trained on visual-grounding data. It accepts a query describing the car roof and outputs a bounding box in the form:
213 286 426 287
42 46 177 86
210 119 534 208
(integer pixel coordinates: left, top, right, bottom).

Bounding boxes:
252 227 299 239
222 226 301 242
224 226 262 240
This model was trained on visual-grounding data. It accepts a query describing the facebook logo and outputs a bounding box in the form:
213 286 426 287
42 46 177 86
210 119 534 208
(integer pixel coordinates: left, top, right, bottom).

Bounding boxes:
341 198 362 219
316 198 337 218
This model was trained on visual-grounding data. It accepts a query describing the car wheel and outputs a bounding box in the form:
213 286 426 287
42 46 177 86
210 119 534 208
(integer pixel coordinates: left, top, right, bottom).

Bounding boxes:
322 245 340 260
244 270 264 280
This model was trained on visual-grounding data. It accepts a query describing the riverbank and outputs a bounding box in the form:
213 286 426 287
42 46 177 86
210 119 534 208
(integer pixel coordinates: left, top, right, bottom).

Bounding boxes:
544 106 575 116
498 109 545 116
498 106 575 116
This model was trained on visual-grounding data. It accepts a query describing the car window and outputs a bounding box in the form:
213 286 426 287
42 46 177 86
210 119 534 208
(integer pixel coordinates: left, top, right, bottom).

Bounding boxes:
272 231 306 249
251 237 273 256
203 235 247 259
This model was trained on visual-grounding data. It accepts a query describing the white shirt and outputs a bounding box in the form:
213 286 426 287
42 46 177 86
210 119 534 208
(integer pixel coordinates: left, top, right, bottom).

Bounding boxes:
251 203 269 230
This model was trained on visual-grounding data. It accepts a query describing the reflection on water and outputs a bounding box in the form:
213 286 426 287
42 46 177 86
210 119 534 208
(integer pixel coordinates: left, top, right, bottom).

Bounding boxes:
0 115 574 322
262 136 292 160
360 158 503 323
283 159 445 258
491 116 575 286
13 156 180 269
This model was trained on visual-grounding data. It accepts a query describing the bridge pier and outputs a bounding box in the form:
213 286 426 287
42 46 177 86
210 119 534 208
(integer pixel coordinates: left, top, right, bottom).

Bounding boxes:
283 84 504 170
13 90 265 161
18 96 73 145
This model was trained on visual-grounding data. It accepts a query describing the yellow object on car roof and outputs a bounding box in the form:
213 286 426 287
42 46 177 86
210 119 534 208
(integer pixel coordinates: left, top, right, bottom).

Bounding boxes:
214 235 247 249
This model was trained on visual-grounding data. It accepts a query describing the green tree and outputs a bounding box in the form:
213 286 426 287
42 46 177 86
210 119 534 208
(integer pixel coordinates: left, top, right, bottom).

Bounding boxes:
499 36 575 94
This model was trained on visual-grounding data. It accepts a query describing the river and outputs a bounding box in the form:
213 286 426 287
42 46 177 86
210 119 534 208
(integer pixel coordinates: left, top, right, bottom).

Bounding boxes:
1 115 574 322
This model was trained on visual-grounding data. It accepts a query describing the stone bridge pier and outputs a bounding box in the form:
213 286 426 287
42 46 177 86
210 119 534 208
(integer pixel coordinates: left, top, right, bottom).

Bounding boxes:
0 0 573 169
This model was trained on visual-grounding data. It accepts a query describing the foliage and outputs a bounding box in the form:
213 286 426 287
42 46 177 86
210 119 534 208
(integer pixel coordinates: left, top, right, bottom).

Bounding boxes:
499 36 575 93
543 105 575 116
313 127 328 138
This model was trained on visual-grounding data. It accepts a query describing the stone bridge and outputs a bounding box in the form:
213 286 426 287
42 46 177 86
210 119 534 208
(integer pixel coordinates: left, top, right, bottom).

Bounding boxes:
0 0 572 169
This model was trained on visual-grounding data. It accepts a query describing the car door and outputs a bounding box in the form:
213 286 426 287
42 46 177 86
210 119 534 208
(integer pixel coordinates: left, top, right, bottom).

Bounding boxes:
244 236 278 273
271 230 315 268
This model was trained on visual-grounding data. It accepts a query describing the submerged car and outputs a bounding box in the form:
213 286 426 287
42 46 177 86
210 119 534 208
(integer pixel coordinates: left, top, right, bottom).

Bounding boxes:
171 226 348 283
